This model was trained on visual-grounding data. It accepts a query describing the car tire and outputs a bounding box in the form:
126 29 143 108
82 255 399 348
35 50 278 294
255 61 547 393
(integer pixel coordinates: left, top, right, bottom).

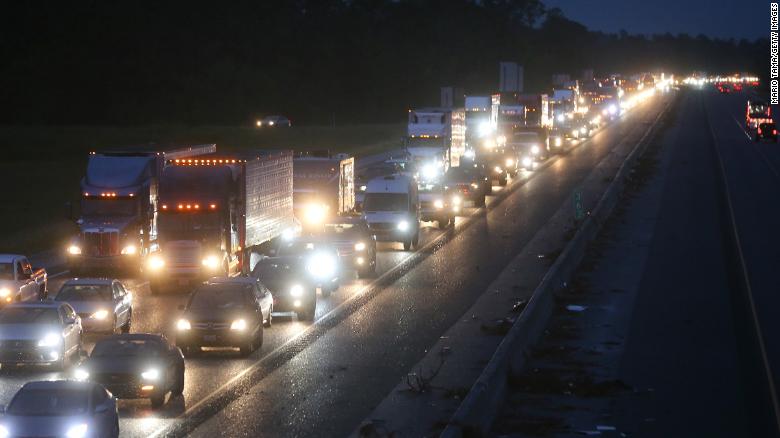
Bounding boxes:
498 175 507 186
150 392 166 409
475 195 486 207
412 232 420 249
121 311 132 334
263 307 272 328
239 339 254 357
320 286 332 298
403 240 412 251
111 418 119 438
171 365 185 396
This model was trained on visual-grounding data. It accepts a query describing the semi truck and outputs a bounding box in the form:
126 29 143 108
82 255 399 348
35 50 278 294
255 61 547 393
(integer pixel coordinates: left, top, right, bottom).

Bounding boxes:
293 155 355 230
464 96 492 151
405 108 466 177
67 144 215 275
146 152 296 292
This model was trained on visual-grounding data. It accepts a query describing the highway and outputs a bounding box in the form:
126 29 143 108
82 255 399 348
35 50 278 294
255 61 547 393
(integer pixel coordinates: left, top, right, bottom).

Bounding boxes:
0 95 668 437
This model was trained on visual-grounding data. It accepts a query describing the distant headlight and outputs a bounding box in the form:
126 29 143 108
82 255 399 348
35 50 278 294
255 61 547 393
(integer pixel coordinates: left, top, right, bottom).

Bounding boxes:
494 166 503 174
571 129 578 136
148 255 165 270
120 245 137 255
90 310 109 320
68 245 82 255
290 284 304 297
202 255 220 270
37 332 62 348
580 127 588 134
176 319 191 331
354 242 366 251
531 146 540 154
141 368 160 380
230 319 247 331
65 423 88 438
608 104 618 115
433 199 444 209
74 368 89 381
268 121 275 126
0 288 10 298
359 185 367 192
522 157 533 167
505 158 514 167
397 220 410 231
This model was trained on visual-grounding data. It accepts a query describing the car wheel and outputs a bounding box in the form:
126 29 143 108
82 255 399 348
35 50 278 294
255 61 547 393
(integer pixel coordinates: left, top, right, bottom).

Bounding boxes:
412 232 420 249
121 311 132 334
320 286 332 298
475 195 486 207
437 218 450 230
263 307 272 328
111 418 119 438
150 392 166 409
498 175 507 186
239 339 254 357
171 364 185 396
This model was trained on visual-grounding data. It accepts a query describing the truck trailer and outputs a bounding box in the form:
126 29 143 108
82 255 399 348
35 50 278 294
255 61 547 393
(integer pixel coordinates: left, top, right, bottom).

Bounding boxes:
67 144 216 275
147 151 296 292
293 155 355 230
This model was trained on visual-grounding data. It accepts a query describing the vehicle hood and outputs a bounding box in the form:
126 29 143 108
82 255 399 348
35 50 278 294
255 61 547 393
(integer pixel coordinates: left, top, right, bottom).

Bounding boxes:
2 414 92 437
78 216 135 233
0 324 60 341
62 300 111 316
363 211 412 223
84 355 163 375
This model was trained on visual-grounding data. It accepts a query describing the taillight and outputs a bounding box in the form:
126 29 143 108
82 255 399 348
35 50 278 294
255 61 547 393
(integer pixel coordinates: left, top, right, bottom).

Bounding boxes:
758 128 762 134
774 130 777 135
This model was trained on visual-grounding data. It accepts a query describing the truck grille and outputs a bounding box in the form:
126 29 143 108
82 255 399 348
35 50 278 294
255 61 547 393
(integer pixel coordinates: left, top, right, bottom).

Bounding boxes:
83 231 119 256
367 223 394 231
193 321 230 331
165 243 201 267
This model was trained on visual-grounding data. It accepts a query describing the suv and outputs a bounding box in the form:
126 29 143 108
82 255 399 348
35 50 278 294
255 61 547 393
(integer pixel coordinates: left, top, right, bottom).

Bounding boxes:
175 277 272 357
756 122 778 142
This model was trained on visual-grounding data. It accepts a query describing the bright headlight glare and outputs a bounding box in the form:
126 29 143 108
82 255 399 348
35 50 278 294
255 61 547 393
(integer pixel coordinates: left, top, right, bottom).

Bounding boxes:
91 309 109 320
360 185 367 191
0 424 8 438
522 157 533 167
67 245 82 255
230 319 247 331
202 255 220 269
65 423 88 438
580 127 587 133
494 166 502 174
148 255 165 270
354 242 366 251
555 138 563 146
290 284 304 297
37 332 62 348
304 203 328 224
397 220 410 231
471 183 479 189
496 135 507 145
121 245 137 255
452 195 462 205
505 158 514 167
433 199 444 209
0 288 9 298
531 145 540 154
176 319 191 331
141 368 160 380
307 252 337 278
74 368 89 381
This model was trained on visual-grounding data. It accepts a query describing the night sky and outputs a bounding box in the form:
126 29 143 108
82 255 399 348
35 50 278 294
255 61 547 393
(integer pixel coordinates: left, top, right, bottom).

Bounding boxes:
543 0 765 40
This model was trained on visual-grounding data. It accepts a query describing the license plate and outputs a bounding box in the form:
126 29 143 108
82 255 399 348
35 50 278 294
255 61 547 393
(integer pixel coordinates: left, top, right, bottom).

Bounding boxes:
203 335 217 342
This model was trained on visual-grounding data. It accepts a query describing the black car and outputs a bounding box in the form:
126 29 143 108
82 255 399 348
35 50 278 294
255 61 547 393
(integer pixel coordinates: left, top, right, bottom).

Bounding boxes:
275 240 341 295
175 278 272 357
445 165 490 207
252 256 317 321
320 216 377 278
756 122 778 142
74 333 184 409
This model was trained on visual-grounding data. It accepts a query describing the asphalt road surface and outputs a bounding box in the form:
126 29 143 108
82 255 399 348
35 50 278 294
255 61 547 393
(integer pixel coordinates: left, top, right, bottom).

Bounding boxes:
0 94 667 437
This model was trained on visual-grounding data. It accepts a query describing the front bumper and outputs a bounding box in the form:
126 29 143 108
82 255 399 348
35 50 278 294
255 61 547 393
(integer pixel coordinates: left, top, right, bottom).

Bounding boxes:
79 316 115 334
92 374 160 399
176 328 253 349
68 254 139 271
274 291 316 313
420 208 453 223
0 343 61 365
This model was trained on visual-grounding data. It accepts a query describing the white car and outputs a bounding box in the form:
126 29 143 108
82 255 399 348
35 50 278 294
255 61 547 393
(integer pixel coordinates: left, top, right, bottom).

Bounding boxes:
0 254 47 306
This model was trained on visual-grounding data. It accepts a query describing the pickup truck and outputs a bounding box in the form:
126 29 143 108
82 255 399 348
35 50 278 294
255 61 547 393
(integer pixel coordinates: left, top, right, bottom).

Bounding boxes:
0 254 48 305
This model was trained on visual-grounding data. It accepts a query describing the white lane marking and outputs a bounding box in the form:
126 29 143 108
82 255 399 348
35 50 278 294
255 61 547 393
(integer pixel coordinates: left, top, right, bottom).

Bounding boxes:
712 108 780 432
147 100 661 437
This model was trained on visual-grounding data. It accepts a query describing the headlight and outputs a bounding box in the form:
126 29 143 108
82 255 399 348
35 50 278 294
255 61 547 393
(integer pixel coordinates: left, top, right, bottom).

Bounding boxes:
451 195 462 206
557 114 565 122
571 129 578 136
478 121 492 136
268 121 275 126
230 319 247 331
505 158 514 167
580 127 588 134
608 104 617 115
433 199 444 209
74 368 89 381
37 332 62 348
0 424 8 438
307 252 337 279
141 368 160 380
397 220 410 231
304 203 328 224
354 242 366 251
464 149 475 159
176 319 191 331
359 185 367 191
421 164 438 180
531 145 540 154
120 245 137 255
496 135 507 145
148 255 165 270
471 183 479 189
494 166 502 174
522 157 533 167
290 284 304 297
0 288 9 298
90 310 109 320
555 138 563 147
65 424 88 438
68 245 82 255
202 255 220 270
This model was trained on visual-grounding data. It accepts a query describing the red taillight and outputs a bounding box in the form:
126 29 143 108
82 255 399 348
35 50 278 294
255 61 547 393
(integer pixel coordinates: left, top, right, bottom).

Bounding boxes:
758 128 762 134
774 130 777 135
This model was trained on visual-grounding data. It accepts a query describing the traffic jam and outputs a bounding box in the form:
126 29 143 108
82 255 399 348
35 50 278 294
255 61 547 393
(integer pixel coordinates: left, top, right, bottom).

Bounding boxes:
0 74 672 437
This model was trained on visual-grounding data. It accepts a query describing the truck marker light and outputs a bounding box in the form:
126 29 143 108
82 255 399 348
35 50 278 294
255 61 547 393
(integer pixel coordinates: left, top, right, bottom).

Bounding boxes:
210 204 217 209
186 204 192 210
162 205 168 210
194 204 200 209
178 204 184 210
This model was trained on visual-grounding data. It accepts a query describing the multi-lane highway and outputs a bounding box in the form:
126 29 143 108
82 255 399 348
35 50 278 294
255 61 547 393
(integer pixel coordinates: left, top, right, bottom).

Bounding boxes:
0 94 668 437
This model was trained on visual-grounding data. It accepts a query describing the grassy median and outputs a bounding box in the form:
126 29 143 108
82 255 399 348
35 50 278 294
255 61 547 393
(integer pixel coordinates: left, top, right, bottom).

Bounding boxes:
0 124 404 254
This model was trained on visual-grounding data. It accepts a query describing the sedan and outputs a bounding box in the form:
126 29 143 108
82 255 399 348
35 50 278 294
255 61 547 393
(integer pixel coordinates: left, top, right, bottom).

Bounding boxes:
74 334 184 409
275 240 341 296
175 277 272 357
252 256 317 321
0 380 119 438
54 278 132 334
0 302 82 370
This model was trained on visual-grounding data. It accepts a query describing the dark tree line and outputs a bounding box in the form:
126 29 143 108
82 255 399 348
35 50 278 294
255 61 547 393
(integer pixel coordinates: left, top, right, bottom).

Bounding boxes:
0 1 766 125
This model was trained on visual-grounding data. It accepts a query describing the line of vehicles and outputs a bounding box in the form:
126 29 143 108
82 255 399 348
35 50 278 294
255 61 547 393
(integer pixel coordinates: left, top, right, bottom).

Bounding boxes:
0 72 668 437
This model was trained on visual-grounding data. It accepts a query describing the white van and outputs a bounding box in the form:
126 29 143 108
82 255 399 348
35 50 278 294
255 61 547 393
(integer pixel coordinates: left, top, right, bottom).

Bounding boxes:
362 175 420 250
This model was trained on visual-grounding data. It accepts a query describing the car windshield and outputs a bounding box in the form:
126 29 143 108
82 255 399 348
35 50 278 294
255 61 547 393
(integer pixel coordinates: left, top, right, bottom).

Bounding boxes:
188 285 249 311
0 308 60 325
92 338 162 357
55 285 113 302
8 388 89 416
0 263 12 280
363 193 408 212
322 223 361 239
81 198 136 217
